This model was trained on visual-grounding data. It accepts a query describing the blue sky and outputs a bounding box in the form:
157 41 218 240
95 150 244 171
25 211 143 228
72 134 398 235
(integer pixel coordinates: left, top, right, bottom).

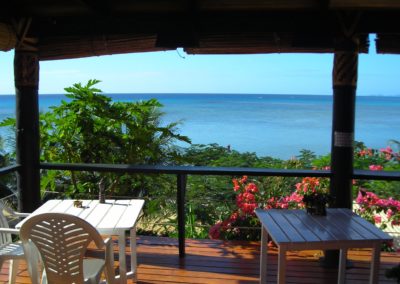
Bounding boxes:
0 35 399 95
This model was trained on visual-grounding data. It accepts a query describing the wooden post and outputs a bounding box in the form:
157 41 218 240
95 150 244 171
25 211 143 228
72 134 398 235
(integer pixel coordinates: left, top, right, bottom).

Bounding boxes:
14 50 41 212
325 36 359 268
330 37 358 209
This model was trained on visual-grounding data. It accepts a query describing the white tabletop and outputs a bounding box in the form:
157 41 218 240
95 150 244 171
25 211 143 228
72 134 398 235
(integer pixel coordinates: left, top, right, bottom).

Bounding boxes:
255 208 392 250
16 199 145 235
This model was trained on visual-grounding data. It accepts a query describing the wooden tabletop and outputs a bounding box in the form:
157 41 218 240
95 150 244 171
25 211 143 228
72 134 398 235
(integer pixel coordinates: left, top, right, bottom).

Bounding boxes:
255 208 392 250
16 199 145 235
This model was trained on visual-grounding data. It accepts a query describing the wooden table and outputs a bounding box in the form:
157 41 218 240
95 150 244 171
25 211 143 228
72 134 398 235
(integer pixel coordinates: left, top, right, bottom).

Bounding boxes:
255 208 392 284
16 199 144 284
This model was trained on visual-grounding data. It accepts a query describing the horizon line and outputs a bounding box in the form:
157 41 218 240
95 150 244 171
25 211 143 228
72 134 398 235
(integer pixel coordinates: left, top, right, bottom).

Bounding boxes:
0 92 399 97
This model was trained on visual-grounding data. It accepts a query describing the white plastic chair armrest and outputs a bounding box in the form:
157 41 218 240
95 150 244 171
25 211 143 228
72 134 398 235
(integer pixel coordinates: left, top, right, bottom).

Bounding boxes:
13 212 31 218
103 237 115 283
0 227 19 235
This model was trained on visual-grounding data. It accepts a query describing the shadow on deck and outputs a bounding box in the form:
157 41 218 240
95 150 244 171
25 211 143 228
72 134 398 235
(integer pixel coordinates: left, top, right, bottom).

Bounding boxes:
1 236 399 283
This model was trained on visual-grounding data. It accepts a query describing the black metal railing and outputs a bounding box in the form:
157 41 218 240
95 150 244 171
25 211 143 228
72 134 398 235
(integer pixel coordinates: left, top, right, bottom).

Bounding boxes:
0 165 20 175
1 162 400 257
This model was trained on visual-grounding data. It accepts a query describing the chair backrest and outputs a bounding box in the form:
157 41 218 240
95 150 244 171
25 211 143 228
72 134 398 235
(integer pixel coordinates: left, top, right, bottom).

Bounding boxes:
0 201 12 245
20 213 106 284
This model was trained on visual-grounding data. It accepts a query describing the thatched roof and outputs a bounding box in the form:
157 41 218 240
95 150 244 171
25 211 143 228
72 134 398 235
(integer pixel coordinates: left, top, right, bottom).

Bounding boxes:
1 0 400 59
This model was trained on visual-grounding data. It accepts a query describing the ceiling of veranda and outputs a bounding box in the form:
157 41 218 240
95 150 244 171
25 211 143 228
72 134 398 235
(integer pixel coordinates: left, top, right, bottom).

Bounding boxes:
0 0 400 59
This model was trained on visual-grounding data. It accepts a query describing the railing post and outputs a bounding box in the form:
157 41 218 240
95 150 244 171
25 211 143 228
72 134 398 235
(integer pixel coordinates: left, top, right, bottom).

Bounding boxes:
177 174 187 258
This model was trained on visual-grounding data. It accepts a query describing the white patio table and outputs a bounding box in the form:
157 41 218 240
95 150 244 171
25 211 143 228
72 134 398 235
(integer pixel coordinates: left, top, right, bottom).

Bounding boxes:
16 199 145 284
255 208 392 284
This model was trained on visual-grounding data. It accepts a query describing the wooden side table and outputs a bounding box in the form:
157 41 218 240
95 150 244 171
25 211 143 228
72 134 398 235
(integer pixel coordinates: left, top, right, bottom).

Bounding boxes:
255 208 392 284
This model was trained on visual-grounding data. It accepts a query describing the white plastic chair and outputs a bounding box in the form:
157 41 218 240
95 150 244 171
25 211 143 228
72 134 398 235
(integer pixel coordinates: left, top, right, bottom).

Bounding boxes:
0 201 29 283
20 212 115 284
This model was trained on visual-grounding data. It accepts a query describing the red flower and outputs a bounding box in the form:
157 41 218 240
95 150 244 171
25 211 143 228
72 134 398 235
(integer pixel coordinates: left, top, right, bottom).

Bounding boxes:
369 164 383 171
245 182 258 193
209 222 222 239
232 179 240 191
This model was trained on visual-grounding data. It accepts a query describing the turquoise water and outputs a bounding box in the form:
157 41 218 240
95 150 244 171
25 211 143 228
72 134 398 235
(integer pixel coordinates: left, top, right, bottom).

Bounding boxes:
1 94 399 159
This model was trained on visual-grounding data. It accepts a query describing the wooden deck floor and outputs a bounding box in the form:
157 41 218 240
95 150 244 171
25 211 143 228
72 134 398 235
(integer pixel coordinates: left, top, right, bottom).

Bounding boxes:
1 236 399 283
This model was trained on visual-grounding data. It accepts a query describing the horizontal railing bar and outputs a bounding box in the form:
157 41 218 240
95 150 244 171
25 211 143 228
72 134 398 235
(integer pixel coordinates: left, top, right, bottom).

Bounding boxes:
2 163 397 181
40 163 331 177
353 169 400 181
39 163 400 181
0 164 20 176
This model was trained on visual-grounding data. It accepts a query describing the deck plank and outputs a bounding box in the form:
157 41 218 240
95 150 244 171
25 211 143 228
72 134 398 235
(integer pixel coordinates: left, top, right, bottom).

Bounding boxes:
1 236 399 283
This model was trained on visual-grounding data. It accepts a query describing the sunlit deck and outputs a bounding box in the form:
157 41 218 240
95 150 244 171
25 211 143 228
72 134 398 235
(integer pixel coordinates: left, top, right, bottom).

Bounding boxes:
2 236 399 283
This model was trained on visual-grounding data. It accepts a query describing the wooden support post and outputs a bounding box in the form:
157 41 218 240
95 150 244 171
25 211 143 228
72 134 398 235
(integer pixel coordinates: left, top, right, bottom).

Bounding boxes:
177 174 187 257
14 50 41 212
330 37 358 209
325 36 359 268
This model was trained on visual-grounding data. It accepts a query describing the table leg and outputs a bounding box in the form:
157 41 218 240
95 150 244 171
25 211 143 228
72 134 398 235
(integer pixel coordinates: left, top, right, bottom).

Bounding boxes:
130 228 137 281
277 247 286 284
118 233 127 283
370 243 381 284
260 227 268 284
338 248 347 284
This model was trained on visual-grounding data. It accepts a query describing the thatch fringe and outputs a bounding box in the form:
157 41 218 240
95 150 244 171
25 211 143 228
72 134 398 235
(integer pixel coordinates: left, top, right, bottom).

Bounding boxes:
0 23 16 51
38 34 171 60
185 32 369 54
376 34 400 54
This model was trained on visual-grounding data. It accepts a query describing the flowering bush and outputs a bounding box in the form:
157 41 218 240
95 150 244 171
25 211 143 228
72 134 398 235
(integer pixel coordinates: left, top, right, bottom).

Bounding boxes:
209 143 400 246
354 142 400 201
209 176 262 240
355 190 400 230
355 143 400 173
209 176 308 240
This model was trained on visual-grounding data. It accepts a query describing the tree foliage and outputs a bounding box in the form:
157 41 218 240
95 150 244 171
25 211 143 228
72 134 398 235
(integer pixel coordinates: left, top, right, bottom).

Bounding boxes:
3 80 191 199
0 137 15 199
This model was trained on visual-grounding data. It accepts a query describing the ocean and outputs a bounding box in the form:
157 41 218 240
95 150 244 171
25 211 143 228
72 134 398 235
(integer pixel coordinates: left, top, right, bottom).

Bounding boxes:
1 93 399 159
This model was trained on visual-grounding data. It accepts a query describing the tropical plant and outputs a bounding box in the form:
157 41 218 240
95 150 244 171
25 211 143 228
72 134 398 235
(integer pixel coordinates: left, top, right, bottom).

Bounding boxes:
0 137 16 199
1 80 191 200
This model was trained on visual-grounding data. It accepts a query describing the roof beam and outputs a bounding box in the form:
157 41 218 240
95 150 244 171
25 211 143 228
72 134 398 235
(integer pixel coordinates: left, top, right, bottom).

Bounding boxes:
77 0 113 16
330 0 400 9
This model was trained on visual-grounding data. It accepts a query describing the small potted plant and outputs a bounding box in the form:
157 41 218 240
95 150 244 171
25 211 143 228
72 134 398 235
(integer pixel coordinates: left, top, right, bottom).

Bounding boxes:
295 177 331 216
303 193 331 216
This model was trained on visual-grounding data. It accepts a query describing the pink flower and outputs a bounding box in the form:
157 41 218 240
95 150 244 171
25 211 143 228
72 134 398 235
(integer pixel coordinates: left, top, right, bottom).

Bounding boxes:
356 190 380 206
240 176 248 184
380 146 393 160
209 222 222 239
374 215 382 224
380 146 393 153
387 209 393 219
288 192 303 203
369 164 383 171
